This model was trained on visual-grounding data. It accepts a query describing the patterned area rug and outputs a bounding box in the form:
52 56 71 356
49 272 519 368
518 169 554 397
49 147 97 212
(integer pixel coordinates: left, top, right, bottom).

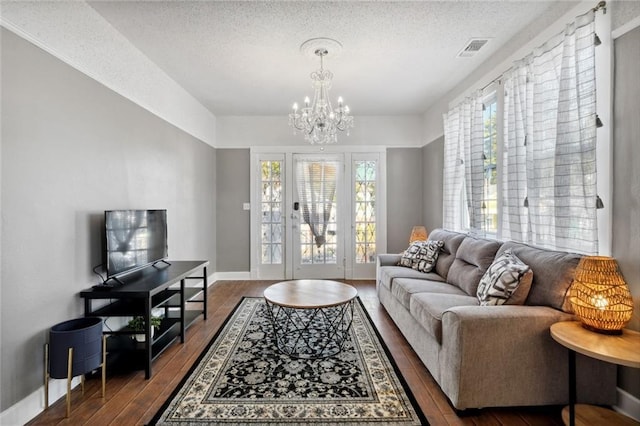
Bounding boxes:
149 297 427 425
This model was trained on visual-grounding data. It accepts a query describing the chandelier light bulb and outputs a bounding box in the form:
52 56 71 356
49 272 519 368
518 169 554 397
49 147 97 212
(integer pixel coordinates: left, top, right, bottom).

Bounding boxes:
304 96 310 106
292 102 298 111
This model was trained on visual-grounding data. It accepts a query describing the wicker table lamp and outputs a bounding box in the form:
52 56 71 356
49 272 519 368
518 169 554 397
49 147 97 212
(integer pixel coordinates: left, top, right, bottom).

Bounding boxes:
409 226 428 244
569 256 633 335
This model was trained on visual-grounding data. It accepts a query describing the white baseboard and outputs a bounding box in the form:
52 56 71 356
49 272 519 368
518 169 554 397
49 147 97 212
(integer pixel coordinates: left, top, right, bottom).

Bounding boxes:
212 271 251 280
614 387 640 422
0 377 81 426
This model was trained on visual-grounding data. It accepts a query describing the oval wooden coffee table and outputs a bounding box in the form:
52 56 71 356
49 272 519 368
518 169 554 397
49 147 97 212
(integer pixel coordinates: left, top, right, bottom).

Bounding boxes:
263 280 358 359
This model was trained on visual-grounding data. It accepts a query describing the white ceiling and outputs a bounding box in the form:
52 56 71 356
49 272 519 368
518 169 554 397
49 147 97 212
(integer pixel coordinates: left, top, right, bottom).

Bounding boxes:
85 1 579 116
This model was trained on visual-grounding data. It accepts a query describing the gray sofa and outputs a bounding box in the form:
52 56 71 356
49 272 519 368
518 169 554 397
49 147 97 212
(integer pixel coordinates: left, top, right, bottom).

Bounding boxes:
376 228 616 410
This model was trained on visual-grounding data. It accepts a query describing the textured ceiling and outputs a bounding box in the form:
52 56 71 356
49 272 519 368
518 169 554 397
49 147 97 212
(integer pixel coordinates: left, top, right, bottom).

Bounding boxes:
86 1 579 116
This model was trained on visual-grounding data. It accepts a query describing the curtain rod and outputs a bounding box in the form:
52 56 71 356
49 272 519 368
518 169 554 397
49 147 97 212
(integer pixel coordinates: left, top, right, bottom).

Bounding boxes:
592 1 606 14
476 1 607 95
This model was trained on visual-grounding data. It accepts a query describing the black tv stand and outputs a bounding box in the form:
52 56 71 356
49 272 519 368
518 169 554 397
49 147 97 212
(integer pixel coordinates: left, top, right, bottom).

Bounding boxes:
80 260 209 379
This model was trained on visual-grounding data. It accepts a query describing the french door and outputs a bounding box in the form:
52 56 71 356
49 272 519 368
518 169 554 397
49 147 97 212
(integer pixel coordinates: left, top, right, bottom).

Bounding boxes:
292 154 344 278
251 148 386 280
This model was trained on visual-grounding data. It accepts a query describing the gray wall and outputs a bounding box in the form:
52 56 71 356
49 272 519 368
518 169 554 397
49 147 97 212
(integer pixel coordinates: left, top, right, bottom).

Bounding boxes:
613 1 640 33
216 149 250 271
0 29 217 410
386 148 425 253
422 137 444 232
613 24 640 400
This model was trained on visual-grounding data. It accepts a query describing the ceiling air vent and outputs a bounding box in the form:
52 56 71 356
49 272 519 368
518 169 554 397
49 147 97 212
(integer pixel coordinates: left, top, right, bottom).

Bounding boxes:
457 38 490 58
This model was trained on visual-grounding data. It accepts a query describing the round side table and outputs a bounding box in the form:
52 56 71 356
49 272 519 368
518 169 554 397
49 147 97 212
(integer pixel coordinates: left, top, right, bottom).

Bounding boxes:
550 321 640 426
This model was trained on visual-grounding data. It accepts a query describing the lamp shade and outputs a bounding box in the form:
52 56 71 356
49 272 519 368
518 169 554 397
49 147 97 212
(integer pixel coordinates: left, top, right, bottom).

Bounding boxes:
569 256 633 334
409 226 428 244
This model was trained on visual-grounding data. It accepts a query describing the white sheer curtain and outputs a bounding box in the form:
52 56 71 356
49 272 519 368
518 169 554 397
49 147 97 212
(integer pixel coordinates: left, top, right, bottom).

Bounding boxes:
295 158 339 248
446 10 599 253
502 62 532 242
502 10 598 254
442 108 464 230
442 93 484 232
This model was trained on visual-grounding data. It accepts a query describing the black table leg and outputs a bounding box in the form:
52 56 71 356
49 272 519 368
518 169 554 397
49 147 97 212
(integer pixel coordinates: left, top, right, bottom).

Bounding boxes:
145 297 152 379
180 279 186 343
203 266 208 320
568 349 576 426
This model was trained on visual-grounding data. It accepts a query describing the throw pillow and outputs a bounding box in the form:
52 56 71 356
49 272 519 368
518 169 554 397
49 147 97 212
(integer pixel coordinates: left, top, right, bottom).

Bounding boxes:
398 240 444 273
477 249 532 306
412 240 445 273
504 270 533 305
398 241 424 268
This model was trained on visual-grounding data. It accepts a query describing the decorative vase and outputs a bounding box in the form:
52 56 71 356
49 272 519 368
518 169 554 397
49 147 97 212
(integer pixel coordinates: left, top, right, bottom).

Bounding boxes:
133 327 156 342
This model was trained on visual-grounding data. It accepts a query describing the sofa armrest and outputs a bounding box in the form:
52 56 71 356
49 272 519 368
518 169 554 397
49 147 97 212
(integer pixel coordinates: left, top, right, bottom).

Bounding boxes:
438 305 615 409
376 254 402 288
377 253 402 267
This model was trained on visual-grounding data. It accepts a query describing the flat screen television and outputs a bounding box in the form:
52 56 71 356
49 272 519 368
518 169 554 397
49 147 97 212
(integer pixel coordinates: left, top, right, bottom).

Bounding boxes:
104 209 168 279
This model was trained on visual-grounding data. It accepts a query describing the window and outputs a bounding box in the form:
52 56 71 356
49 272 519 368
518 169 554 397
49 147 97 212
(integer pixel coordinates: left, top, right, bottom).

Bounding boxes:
482 95 498 233
354 160 377 263
260 160 283 265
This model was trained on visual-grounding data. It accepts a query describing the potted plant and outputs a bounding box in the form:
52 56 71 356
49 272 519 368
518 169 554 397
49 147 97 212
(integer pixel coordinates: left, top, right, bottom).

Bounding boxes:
128 316 162 342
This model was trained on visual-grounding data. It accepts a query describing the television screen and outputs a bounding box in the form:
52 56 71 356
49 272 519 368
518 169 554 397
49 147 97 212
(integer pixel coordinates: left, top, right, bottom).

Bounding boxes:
104 209 168 278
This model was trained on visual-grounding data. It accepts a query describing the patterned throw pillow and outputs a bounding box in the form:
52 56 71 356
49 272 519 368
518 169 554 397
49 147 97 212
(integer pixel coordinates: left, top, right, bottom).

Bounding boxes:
477 249 532 306
413 240 445 273
398 240 444 273
398 241 423 268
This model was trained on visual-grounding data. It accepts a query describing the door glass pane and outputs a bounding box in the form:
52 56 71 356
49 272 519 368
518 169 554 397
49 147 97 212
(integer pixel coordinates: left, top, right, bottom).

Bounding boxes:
260 160 283 265
296 160 339 265
354 160 377 264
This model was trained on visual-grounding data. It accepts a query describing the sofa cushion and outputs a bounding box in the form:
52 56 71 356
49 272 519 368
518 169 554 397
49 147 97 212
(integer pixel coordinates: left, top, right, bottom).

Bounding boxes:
447 237 502 296
392 278 467 309
409 293 479 344
428 229 466 280
497 241 581 312
378 266 445 292
477 249 533 306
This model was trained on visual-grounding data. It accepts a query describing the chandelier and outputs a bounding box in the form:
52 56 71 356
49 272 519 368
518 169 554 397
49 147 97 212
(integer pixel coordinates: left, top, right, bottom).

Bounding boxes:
288 39 354 145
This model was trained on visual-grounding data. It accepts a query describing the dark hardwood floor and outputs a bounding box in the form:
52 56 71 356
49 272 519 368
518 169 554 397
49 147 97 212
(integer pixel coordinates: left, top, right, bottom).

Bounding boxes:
28 280 564 425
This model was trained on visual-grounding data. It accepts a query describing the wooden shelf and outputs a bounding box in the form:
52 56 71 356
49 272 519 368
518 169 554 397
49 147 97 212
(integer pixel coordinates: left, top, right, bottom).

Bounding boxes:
561 404 639 426
87 299 145 317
